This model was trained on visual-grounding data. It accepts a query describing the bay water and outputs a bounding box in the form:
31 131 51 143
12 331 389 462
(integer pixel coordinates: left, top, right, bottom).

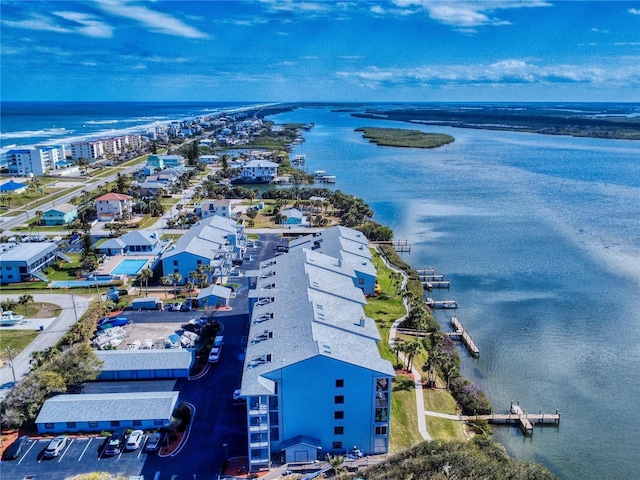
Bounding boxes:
267 107 640 480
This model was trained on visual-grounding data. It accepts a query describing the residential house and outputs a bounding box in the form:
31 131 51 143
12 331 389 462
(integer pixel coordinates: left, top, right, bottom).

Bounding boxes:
240 160 278 183
0 242 70 283
147 155 165 170
160 215 246 285
0 180 28 194
289 226 378 296
240 246 394 471
95 193 133 221
280 207 307 226
199 154 219 166
35 391 179 434
43 203 78 226
196 199 234 219
97 230 161 256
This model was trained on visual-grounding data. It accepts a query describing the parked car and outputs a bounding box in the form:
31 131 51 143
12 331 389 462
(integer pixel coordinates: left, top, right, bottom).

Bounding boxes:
2 435 29 460
44 435 68 458
125 430 144 451
180 299 193 312
145 432 164 452
103 430 126 456
169 302 183 312
208 346 222 363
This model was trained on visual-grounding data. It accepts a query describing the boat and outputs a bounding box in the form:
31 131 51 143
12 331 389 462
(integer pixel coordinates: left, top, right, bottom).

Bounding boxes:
97 316 130 330
0 310 26 327
425 298 458 309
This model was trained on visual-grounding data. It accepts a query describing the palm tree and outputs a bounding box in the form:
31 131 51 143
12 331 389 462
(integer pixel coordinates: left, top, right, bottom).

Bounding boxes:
327 454 346 476
404 339 422 371
18 294 34 317
160 276 171 299
136 268 154 297
168 273 182 299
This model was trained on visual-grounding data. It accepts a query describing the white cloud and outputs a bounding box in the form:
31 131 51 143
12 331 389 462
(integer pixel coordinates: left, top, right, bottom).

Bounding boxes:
96 0 208 39
629 8 640 15
335 59 640 87
53 11 113 38
3 14 77 35
391 0 551 28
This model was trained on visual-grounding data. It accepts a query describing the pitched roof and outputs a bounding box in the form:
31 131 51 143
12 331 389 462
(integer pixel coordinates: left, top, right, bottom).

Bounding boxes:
0 180 28 191
161 215 241 260
96 349 193 371
95 192 132 201
35 391 179 424
120 230 158 246
45 203 77 214
197 284 232 300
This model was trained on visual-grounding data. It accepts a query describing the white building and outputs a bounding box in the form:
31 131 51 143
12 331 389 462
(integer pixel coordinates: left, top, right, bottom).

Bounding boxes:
94 192 133 221
6 145 65 175
70 141 104 161
240 160 278 183
196 199 234 219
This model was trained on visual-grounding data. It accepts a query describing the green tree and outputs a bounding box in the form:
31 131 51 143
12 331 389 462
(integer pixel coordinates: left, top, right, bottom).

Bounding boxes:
160 276 171 298
136 268 154 298
327 454 346 476
168 272 182 299
46 343 103 386
116 173 127 194
18 294 34 317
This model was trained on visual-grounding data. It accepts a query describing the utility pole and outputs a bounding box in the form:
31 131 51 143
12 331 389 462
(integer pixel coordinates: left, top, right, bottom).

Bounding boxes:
71 293 78 322
6 347 17 384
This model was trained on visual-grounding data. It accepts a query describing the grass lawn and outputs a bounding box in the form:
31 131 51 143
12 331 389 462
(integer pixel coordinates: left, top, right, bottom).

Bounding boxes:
0 330 41 365
390 374 422 451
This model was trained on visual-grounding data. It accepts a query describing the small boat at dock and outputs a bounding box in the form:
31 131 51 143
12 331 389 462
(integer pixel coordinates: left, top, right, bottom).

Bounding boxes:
426 298 458 309
0 310 26 327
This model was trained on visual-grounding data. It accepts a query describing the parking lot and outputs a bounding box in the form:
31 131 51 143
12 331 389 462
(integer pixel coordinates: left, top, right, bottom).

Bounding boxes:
1 233 282 480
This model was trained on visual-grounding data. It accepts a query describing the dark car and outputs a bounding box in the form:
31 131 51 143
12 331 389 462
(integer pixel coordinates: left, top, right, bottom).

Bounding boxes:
180 299 193 312
103 430 126 456
2 435 29 460
144 432 164 452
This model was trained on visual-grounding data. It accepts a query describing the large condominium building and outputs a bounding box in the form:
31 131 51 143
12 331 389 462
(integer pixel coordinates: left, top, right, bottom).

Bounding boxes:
70 141 104 161
6 145 65 175
241 238 394 472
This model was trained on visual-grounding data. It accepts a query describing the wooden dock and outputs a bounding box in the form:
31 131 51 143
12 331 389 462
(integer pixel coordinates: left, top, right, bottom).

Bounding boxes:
460 402 561 435
416 267 436 276
426 297 458 309
424 280 451 290
419 273 445 281
392 240 411 253
448 316 480 357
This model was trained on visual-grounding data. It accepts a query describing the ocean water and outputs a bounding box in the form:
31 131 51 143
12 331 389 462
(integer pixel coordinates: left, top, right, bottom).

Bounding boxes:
266 106 640 480
0 101 258 149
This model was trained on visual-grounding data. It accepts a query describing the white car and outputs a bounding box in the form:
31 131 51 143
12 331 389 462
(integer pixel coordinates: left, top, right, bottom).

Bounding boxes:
44 435 68 457
125 430 144 451
208 346 222 363
170 302 183 311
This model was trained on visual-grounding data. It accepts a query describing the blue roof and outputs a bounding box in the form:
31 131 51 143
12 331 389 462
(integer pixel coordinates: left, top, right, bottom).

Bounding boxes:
0 180 28 192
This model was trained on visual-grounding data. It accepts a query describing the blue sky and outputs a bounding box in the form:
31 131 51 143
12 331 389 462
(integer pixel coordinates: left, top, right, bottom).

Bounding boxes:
2 0 639 102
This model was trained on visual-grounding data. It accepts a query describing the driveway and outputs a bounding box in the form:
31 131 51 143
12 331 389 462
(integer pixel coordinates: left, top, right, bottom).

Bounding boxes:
0 293 92 398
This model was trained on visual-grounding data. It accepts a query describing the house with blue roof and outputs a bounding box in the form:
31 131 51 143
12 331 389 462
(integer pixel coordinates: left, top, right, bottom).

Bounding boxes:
240 245 394 472
43 203 78 226
0 180 28 194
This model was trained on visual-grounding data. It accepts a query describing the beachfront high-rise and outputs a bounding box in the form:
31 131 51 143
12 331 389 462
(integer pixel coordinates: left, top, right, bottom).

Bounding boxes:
6 145 65 175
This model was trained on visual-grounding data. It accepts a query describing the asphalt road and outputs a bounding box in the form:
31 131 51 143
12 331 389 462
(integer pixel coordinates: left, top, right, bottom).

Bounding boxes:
0 294 92 398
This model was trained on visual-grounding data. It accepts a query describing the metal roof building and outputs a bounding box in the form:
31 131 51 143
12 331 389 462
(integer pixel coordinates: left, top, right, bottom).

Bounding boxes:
95 349 194 380
35 391 180 434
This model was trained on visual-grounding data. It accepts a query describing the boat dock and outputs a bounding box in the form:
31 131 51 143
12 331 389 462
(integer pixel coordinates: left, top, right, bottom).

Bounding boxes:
448 316 479 357
416 267 436 276
444 402 560 435
374 240 411 253
426 297 458 309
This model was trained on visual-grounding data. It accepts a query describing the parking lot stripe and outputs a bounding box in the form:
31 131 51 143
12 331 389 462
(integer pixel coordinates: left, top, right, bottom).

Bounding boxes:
38 439 49 463
137 436 147 459
58 438 73 462
18 440 37 465
78 438 93 461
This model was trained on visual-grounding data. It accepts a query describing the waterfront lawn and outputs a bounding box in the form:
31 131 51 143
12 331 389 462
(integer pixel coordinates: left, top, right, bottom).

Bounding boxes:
390 375 422 452
0 330 41 363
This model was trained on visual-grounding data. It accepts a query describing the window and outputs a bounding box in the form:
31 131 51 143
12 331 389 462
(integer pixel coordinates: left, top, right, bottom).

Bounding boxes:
375 408 388 422
334 426 344 435
335 379 344 388
358 278 364 284
89 421 98 428
133 420 142 426
375 426 388 435
110 420 120 427
332 441 343 450
334 395 344 404
334 411 344 420
197 260 202 265
67 422 77 428
173 260 178 266
154 419 164 425
376 378 389 391
45 423 54 429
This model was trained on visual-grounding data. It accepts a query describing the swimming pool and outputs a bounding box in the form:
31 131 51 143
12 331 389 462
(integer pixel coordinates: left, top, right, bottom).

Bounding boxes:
111 259 148 275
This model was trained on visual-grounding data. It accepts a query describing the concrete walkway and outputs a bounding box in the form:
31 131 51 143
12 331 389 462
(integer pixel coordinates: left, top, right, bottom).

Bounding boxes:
0 293 92 398
378 247 432 442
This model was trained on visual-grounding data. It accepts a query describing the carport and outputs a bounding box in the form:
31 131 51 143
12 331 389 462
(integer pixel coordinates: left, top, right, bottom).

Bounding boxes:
281 435 322 463
95 349 194 380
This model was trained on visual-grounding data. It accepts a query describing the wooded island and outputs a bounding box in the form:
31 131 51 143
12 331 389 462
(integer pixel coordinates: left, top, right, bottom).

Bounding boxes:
356 127 455 148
